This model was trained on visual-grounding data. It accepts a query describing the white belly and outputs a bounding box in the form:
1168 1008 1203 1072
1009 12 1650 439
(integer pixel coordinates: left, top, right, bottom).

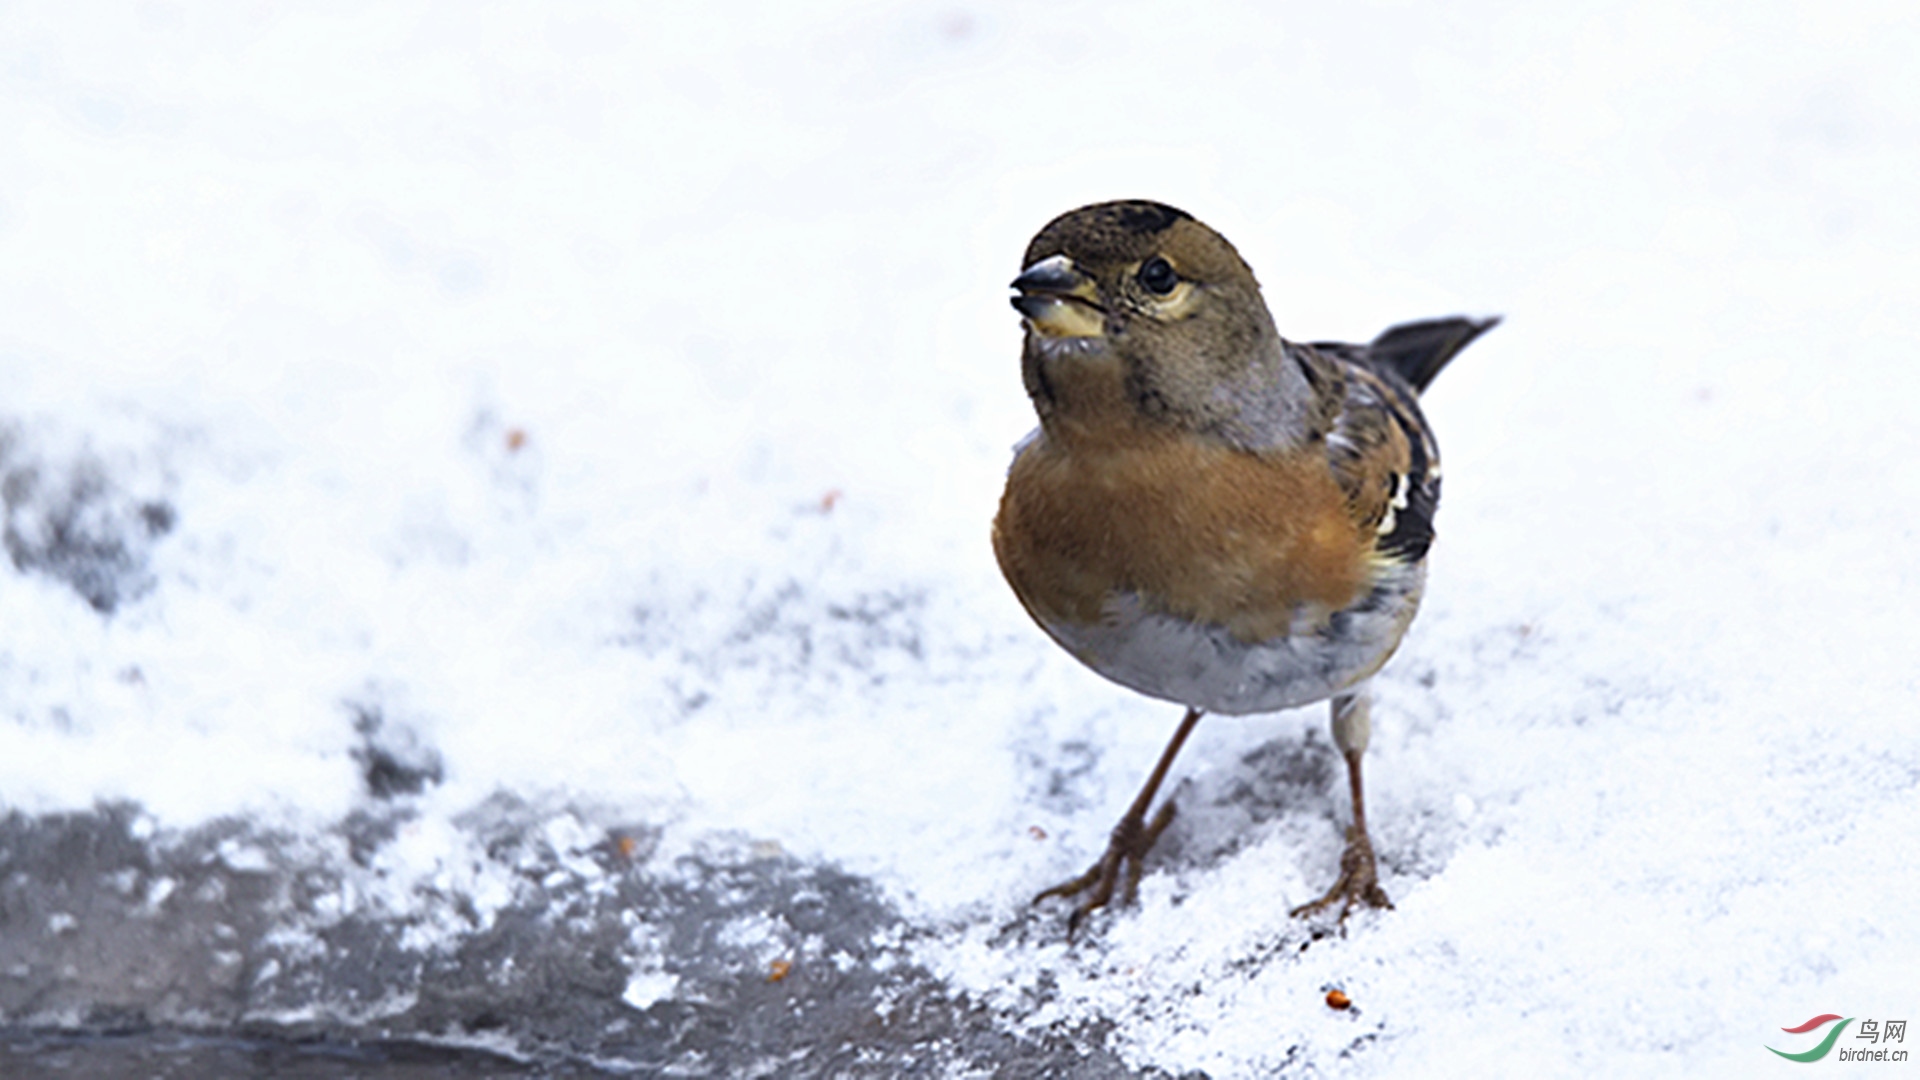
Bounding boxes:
1037 561 1425 716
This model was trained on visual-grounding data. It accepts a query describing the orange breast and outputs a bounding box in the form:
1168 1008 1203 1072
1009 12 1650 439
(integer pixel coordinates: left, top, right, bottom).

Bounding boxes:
993 427 1369 644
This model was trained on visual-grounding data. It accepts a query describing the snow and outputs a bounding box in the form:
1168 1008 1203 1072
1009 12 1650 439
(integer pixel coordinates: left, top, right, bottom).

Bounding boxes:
2 1 1918 1075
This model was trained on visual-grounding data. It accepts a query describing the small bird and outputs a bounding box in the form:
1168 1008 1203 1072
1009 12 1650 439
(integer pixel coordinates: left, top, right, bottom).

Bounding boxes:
993 200 1496 931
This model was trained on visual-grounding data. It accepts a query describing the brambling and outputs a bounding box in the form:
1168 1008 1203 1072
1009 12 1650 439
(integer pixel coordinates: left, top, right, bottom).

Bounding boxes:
993 200 1496 931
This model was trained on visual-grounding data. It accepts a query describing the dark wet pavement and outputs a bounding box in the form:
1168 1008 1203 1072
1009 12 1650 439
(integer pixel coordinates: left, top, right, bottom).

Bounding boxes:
0 804 1162 1078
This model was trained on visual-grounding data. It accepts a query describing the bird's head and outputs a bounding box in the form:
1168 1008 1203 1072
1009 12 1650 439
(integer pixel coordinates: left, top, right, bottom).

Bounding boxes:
1011 200 1305 447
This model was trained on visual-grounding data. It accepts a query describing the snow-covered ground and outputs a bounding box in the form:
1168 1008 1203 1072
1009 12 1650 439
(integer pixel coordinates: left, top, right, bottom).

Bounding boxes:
2 2 1917 1075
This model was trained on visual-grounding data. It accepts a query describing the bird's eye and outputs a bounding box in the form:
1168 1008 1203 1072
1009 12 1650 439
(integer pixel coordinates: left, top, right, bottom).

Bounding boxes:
1138 256 1179 295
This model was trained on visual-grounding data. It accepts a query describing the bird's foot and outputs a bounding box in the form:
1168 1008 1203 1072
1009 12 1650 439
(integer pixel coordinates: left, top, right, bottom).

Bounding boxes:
1289 824 1393 922
1034 800 1177 935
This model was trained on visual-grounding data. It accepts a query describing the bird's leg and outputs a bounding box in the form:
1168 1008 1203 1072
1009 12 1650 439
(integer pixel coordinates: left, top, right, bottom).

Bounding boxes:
1291 691 1394 920
1036 706 1201 934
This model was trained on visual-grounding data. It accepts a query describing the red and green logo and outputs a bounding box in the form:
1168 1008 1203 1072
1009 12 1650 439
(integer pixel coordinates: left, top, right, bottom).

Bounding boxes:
1768 1014 1852 1062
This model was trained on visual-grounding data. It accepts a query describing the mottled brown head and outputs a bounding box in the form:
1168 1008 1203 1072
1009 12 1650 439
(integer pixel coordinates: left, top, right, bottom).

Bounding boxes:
1021 201 1196 270
1011 200 1312 450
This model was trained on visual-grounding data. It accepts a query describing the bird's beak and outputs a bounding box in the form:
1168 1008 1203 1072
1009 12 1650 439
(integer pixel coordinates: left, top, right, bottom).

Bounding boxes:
1011 254 1105 339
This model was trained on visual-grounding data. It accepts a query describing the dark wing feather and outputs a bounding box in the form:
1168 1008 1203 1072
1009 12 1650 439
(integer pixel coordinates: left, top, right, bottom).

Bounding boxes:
1293 344 1442 565
1299 314 1497 563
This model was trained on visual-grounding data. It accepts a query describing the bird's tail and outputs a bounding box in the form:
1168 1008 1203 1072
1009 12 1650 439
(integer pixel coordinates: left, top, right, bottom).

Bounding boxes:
1366 316 1500 394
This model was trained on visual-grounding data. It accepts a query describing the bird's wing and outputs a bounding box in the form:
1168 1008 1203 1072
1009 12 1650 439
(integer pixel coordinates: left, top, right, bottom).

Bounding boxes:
1291 341 1442 565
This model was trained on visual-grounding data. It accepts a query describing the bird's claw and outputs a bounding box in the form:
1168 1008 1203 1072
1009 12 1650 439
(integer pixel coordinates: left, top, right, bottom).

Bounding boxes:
1034 800 1178 935
1289 824 1393 922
